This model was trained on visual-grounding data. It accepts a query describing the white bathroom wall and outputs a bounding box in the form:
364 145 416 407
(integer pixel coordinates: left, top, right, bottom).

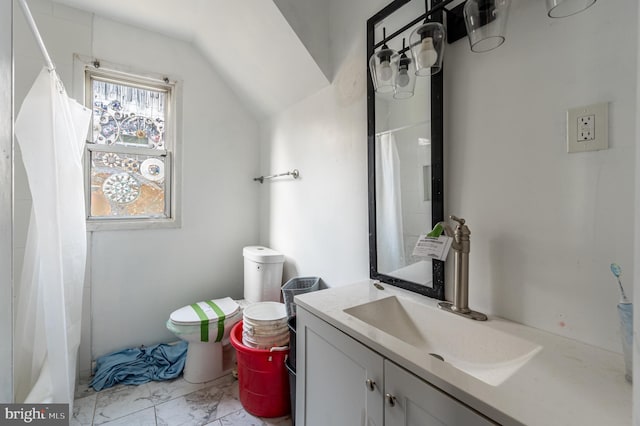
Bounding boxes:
258 86 371 286
88 17 261 359
445 0 636 352
0 0 13 404
262 0 637 353
258 0 392 286
13 0 261 369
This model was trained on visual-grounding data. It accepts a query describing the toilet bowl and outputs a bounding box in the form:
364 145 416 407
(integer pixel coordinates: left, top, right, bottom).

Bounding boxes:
167 297 242 383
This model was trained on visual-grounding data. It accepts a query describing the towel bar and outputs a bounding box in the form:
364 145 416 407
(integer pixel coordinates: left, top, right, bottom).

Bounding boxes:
254 169 299 184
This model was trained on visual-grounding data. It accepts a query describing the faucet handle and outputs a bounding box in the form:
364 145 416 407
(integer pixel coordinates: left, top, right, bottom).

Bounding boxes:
449 215 465 226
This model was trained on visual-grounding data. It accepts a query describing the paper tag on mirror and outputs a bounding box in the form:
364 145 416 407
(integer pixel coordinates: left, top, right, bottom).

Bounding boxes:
412 235 453 261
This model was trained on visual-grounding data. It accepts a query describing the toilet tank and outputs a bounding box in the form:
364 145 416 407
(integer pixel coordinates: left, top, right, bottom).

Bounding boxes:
243 246 285 303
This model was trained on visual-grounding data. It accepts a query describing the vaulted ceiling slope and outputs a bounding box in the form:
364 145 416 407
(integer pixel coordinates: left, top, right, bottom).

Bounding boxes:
54 0 331 118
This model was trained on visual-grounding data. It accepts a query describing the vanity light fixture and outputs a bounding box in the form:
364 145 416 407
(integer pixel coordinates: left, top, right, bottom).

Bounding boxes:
369 27 399 94
546 0 597 18
369 22 446 96
447 0 597 51
463 0 511 53
394 38 417 99
369 0 598 99
368 1 451 97
409 21 446 76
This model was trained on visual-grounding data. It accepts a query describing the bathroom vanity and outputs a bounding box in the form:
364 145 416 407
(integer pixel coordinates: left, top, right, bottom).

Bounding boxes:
294 281 631 426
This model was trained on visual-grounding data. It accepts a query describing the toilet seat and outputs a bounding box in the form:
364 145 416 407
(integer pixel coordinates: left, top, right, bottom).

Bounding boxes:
169 297 241 343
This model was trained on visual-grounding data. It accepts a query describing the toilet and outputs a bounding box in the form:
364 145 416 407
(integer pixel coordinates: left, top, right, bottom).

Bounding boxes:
167 246 285 384
166 297 242 383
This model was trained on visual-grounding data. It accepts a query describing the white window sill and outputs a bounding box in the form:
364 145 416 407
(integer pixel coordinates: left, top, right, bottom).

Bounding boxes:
86 217 181 232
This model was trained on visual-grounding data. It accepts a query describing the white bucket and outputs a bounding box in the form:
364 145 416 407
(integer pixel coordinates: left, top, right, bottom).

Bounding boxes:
242 302 289 349
242 329 290 349
243 302 287 322
243 321 288 336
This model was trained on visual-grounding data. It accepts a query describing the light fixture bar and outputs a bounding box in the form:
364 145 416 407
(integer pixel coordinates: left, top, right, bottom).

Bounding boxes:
372 0 458 50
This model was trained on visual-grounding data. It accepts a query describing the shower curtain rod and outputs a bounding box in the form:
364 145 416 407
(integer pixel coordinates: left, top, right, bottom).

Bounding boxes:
18 0 55 71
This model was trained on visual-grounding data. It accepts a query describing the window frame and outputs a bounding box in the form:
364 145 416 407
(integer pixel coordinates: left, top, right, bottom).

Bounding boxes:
74 55 182 231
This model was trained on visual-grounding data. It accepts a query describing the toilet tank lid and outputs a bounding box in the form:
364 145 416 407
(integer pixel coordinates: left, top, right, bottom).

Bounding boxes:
243 246 285 263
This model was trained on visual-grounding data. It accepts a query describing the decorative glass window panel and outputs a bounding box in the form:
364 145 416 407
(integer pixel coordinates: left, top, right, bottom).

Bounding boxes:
89 150 169 219
83 64 178 228
90 78 167 149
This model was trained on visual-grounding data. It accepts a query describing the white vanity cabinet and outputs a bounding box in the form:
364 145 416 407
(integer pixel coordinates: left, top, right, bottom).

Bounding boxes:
296 307 496 426
296 306 384 426
383 360 495 426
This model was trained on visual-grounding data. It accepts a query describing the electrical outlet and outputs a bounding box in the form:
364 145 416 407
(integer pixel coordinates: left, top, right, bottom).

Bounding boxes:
567 102 608 153
578 114 595 141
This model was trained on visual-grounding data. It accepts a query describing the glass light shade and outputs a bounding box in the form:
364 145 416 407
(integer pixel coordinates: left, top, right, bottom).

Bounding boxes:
409 22 446 76
393 53 416 99
463 0 511 53
546 0 596 18
369 47 399 94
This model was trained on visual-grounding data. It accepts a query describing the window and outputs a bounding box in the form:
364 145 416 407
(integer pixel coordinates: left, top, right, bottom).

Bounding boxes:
81 61 180 230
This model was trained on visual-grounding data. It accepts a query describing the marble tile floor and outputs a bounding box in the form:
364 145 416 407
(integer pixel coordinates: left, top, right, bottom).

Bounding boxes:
72 374 292 426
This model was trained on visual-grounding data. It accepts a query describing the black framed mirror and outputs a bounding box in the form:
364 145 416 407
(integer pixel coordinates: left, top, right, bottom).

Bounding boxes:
367 0 445 299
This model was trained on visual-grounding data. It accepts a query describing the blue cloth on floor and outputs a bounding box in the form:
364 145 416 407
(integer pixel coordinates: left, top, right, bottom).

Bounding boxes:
90 341 188 391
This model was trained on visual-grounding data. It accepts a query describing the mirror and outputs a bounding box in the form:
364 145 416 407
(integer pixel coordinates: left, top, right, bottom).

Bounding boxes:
367 0 444 299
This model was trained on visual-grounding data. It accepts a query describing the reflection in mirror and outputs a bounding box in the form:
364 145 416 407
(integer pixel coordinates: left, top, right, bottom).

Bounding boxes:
367 0 444 299
375 77 432 285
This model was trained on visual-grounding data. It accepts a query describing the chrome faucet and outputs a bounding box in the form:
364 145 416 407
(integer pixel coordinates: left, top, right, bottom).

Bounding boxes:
437 215 487 321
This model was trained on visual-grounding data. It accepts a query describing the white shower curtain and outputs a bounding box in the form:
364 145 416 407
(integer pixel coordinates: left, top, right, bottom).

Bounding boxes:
375 133 406 273
13 67 91 405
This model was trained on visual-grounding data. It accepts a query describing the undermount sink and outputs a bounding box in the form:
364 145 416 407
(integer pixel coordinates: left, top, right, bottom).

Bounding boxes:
344 296 542 386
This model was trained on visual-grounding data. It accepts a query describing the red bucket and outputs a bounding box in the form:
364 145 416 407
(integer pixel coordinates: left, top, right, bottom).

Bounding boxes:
230 321 290 417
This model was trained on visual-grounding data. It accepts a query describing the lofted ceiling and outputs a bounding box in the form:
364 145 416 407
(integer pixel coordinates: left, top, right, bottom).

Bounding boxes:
54 0 330 118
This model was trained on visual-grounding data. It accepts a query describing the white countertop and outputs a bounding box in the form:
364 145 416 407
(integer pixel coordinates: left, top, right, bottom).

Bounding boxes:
295 280 632 426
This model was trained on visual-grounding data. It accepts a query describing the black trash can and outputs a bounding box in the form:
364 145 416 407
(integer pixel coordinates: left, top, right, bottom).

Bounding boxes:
288 316 297 369
285 357 296 425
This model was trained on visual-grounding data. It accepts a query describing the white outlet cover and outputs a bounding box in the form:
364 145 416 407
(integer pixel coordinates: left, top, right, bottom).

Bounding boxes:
567 102 609 153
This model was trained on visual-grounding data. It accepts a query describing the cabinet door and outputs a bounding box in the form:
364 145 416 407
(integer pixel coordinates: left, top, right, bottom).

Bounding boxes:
297 308 384 426
384 361 496 426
